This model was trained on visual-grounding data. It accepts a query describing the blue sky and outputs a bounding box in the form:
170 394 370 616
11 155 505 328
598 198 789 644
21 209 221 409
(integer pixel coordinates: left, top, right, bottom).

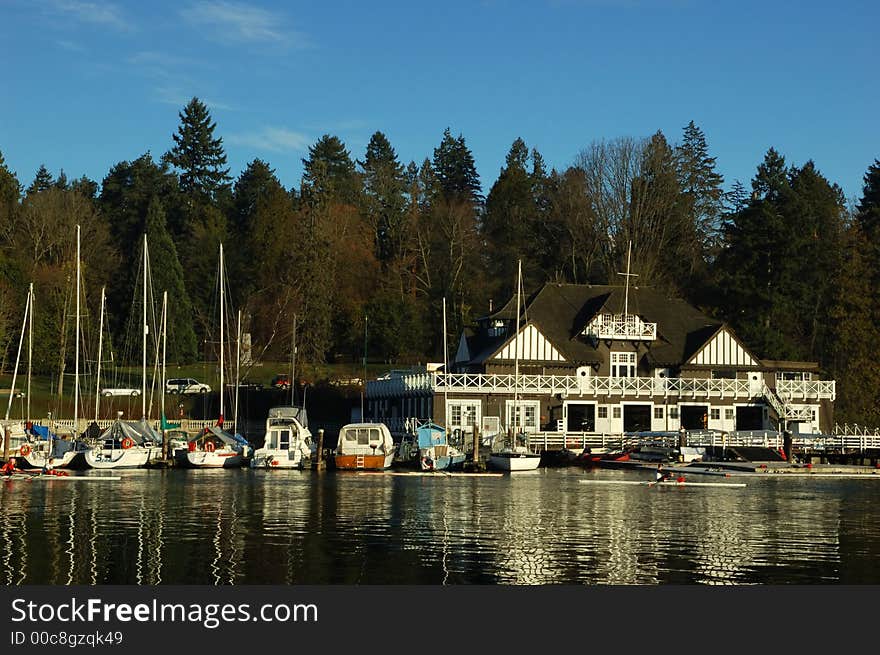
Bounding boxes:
0 0 877 201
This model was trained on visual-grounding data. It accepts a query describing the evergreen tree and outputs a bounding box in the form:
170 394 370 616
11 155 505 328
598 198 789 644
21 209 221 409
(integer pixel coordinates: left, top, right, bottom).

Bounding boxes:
675 121 724 255
163 97 231 203
0 150 21 241
301 135 361 206
99 154 183 340
714 151 846 361
70 175 98 200
431 128 481 205
856 159 880 239
828 223 880 425
145 196 198 362
27 165 54 195
359 131 407 263
483 138 540 297
230 158 299 352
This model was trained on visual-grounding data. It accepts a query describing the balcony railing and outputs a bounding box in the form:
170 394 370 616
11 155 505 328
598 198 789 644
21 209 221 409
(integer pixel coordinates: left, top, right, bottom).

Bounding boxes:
366 371 835 401
582 313 657 341
776 379 836 401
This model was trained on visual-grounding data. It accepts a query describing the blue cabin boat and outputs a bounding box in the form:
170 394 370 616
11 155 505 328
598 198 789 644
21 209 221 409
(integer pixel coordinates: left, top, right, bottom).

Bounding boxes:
417 422 466 471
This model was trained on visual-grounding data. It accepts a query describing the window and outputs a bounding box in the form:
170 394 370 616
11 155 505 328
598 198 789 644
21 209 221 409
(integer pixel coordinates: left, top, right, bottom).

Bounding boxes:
725 408 734 420
279 429 290 450
654 407 664 419
779 371 813 381
710 408 720 420
357 429 370 445
712 370 736 379
598 406 608 419
451 405 461 427
669 407 679 419
612 406 621 419
447 400 481 432
506 400 539 432
610 352 636 378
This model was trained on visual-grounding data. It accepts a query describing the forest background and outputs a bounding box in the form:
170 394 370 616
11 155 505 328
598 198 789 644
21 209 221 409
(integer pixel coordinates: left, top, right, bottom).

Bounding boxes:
1 98 879 424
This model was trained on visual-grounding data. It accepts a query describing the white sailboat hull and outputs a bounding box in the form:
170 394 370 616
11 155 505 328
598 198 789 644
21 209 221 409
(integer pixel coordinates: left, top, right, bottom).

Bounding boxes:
488 451 542 472
251 447 309 469
177 448 244 468
19 447 80 470
84 447 152 469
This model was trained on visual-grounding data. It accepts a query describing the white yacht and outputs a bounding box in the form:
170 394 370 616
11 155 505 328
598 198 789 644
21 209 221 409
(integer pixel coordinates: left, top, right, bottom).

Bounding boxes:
251 406 313 469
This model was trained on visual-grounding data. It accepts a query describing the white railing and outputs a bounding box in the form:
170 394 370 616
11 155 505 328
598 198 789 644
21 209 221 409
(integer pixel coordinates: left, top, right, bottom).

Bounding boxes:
367 371 833 401
525 430 880 453
583 313 657 341
777 380 836 401
31 418 234 435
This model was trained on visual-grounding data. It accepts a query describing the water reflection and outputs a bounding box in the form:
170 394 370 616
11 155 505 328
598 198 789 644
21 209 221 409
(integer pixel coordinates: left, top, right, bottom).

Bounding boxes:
1 470 879 584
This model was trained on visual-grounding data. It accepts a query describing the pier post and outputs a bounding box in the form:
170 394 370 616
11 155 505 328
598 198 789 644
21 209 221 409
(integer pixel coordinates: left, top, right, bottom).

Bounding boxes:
3 426 9 461
314 428 326 472
473 426 480 463
783 430 792 462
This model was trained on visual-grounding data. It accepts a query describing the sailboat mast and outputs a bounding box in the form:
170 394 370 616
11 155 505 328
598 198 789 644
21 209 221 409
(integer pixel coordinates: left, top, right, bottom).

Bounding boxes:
74 224 81 436
94 287 105 422
624 241 632 319
290 314 296 406
219 243 225 420
4 286 30 421
27 283 33 423
161 291 167 438
142 235 148 419
442 297 448 427
234 310 241 434
514 259 522 435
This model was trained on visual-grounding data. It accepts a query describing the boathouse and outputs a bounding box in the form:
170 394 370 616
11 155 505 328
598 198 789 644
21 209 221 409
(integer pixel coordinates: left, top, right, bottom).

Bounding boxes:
365 283 835 442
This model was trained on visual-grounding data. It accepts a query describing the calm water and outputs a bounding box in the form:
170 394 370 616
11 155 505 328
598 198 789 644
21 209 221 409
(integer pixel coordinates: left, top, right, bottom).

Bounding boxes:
2 467 879 585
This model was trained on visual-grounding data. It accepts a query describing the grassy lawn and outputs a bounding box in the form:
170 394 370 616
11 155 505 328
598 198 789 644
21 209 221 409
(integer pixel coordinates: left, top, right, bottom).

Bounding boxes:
0 361 404 422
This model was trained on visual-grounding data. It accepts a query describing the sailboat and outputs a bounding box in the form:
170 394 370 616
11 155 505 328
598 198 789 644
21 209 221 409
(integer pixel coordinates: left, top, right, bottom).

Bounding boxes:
488 260 541 472
176 243 249 468
84 236 161 469
2 282 36 460
418 298 465 471
19 229 88 470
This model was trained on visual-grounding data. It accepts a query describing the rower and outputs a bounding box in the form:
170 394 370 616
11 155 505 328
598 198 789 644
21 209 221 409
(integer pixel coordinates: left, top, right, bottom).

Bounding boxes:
1 457 17 476
656 463 672 483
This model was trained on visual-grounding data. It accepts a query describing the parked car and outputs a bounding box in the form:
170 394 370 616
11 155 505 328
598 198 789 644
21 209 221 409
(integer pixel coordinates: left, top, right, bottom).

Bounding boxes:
271 374 291 389
166 378 211 394
101 387 141 397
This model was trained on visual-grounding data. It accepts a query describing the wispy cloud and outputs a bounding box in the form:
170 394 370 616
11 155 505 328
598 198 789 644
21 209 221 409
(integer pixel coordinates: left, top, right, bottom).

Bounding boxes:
180 1 307 46
56 39 86 52
48 1 132 31
227 127 311 153
154 87 236 112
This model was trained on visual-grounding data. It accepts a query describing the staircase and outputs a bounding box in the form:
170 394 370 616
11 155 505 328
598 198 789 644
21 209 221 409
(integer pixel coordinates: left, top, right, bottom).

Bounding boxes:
762 385 814 426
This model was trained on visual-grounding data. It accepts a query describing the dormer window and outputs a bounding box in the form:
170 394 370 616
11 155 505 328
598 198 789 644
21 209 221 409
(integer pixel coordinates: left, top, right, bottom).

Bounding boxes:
583 313 657 341
488 319 506 337
611 352 636 378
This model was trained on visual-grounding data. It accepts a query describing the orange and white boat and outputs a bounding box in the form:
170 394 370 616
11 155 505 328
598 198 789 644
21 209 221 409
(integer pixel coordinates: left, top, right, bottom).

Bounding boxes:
333 423 395 470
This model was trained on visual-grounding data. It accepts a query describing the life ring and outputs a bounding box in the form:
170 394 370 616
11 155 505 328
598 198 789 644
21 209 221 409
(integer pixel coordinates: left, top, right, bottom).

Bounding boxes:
19 444 31 457
205 441 216 453
121 437 135 450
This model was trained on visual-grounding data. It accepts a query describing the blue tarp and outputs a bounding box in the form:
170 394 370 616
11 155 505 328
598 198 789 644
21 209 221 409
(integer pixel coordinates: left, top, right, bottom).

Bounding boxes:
30 424 52 440
417 422 447 449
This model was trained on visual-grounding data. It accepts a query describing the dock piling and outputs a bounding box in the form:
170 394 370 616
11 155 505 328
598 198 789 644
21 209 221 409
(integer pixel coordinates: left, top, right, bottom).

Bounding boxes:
314 428 326 472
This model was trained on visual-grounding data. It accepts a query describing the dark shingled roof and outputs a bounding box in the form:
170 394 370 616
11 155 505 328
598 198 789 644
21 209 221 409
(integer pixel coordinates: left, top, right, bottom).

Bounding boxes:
470 283 726 367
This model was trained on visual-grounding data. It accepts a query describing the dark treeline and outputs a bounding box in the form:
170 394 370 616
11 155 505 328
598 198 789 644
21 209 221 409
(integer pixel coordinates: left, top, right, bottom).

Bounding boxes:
0 99 878 424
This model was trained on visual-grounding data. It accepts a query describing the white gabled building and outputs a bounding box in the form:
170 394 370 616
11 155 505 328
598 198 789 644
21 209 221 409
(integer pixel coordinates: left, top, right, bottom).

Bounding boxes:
366 283 835 439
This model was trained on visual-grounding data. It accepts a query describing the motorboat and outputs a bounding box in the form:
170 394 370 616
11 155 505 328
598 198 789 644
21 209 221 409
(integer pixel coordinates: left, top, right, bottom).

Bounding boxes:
251 406 313 469
334 423 394 470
